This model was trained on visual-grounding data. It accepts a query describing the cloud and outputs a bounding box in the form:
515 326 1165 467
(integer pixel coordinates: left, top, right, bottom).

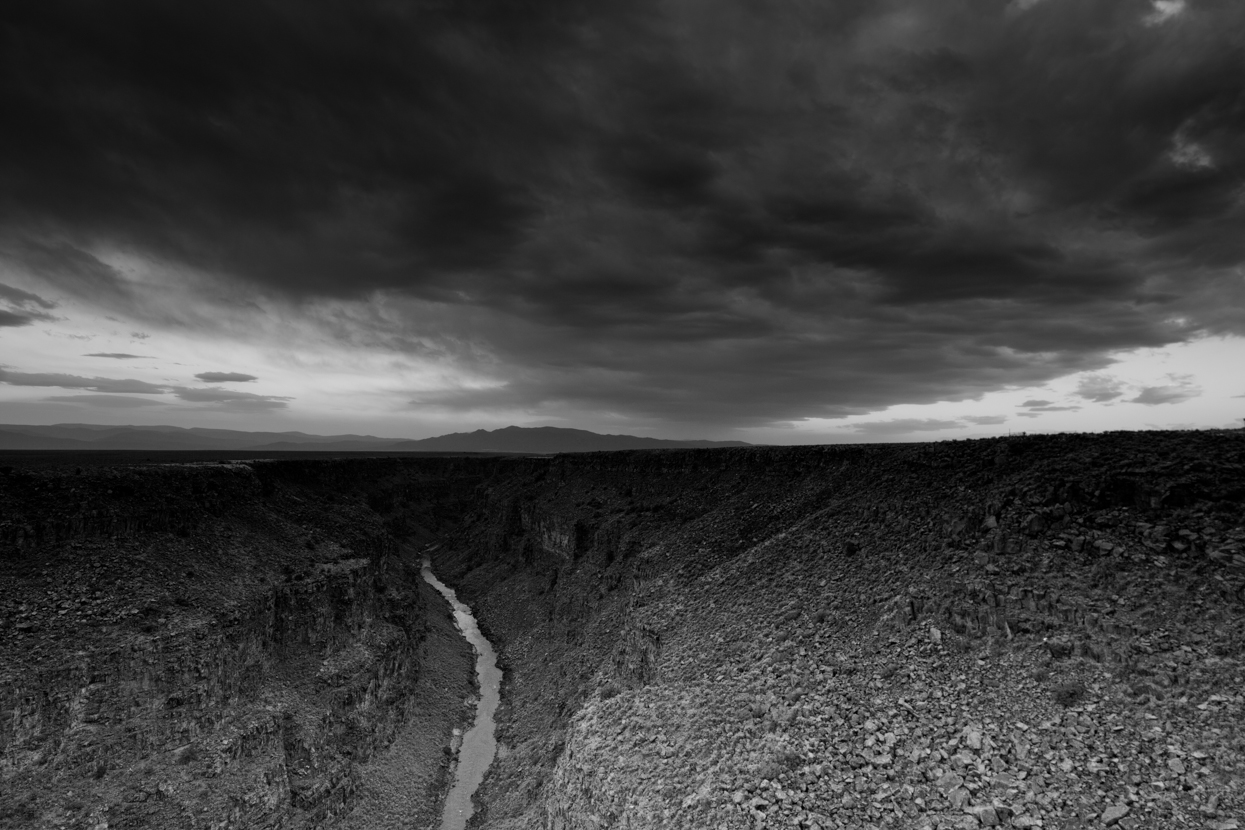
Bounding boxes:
963 415 1007 425
1171 135 1214 171
85 352 149 359
0 282 56 309
843 418 964 436
0 281 57 326
0 309 45 327
1014 398 1078 412
194 372 258 383
1144 0 1186 26
1 365 290 412
0 240 130 305
1130 384 1201 405
172 387 290 410
0 369 166 394
1075 375 1127 403
1 2 1243 430
42 394 168 408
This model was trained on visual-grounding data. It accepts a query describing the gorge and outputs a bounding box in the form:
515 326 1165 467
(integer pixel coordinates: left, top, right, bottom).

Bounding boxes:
2 431 1244 829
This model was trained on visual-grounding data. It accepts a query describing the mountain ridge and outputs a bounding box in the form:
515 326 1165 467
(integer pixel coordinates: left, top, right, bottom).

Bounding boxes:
0 423 751 453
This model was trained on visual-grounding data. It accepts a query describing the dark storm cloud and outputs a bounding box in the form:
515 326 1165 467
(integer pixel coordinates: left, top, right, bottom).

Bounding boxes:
3 0 1244 427
0 280 57 325
0 282 55 309
195 372 258 383
85 353 150 359
0 369 166 394
0 309 42 327
0 239 132 303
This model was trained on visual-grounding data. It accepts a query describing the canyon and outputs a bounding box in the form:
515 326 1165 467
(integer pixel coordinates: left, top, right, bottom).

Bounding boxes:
2 431 1244 829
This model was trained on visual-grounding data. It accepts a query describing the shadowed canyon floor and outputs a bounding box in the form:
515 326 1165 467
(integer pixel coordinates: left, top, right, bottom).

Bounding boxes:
2 432 1244 829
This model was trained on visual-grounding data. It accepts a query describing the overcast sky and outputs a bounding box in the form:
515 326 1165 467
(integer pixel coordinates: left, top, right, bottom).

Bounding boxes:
1 0 1243 442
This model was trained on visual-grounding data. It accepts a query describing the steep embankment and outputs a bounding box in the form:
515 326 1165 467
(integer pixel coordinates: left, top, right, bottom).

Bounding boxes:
434 432 1245 830
0 458 484 830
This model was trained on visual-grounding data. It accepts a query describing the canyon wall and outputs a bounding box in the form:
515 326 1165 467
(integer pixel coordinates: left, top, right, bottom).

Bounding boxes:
431 432 1245 829
0 458 489 829
3 432 1244 830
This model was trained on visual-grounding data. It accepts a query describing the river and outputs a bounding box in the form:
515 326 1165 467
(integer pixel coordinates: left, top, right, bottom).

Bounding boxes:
421 557 502 830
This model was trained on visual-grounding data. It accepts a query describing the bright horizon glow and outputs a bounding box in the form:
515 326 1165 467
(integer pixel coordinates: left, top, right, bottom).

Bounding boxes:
3 287 1241 443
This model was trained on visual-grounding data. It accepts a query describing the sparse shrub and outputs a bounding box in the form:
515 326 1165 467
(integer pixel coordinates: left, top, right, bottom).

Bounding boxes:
1053 681 1088 707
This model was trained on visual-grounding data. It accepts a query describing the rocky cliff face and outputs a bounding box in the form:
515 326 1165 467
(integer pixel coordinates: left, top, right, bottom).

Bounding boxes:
432 432 1245 830
0 458 481 829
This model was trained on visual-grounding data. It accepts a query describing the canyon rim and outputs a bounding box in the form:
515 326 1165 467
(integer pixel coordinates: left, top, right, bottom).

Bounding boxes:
1 431 1243 829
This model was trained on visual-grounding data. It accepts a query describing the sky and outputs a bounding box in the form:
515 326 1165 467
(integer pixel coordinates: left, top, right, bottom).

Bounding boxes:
1 0 1243 443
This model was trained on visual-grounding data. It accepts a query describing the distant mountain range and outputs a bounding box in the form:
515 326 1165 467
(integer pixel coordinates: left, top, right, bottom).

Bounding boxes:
0 423 751 453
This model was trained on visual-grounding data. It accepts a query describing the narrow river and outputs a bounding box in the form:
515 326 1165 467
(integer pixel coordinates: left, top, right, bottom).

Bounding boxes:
421 558 502 830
